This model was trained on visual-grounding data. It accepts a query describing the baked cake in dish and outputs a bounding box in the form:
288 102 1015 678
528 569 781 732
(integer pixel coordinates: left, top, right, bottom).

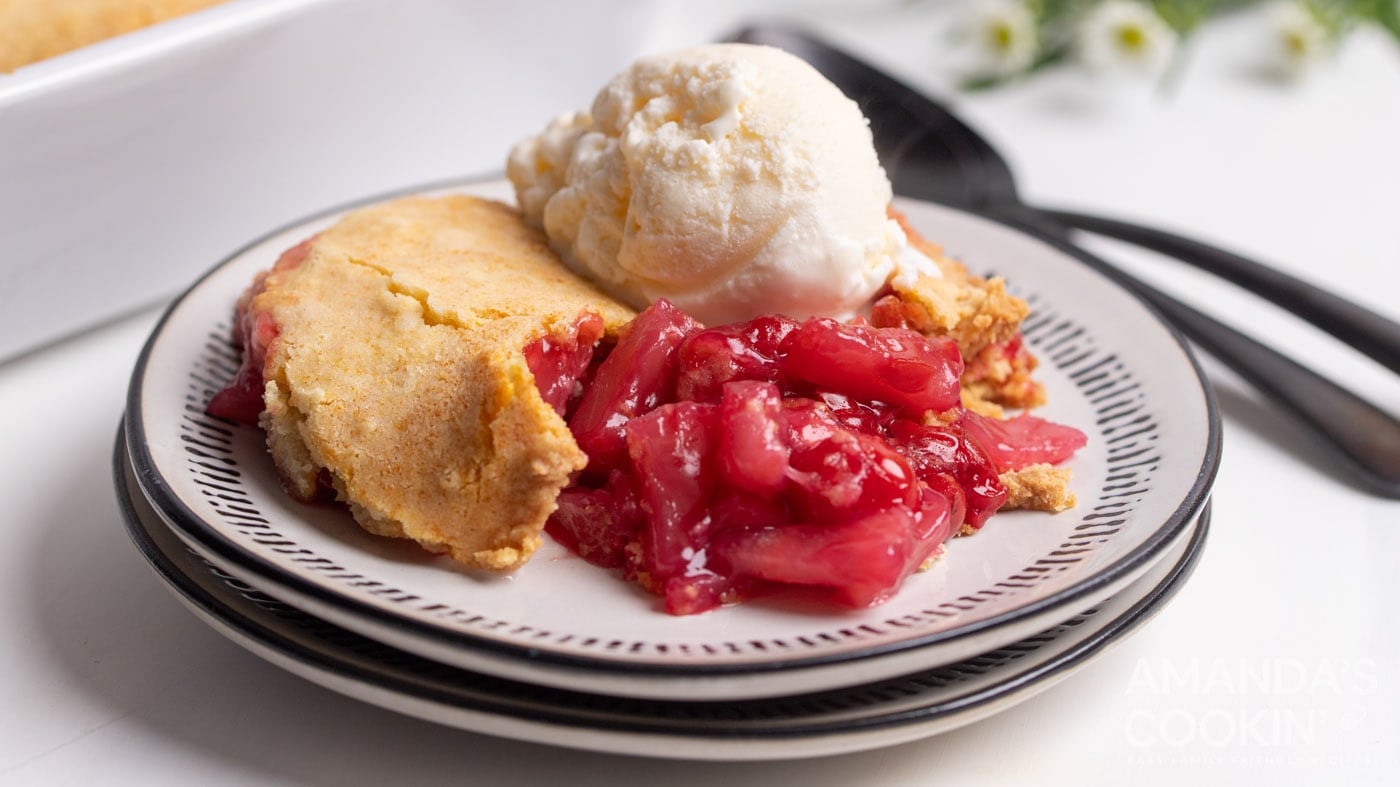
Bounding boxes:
0 0 226 72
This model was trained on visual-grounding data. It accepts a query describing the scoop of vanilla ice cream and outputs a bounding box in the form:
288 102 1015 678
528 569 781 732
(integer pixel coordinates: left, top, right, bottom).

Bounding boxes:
507 43 910 326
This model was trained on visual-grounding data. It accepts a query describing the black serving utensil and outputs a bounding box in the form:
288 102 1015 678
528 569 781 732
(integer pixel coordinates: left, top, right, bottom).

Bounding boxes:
728 25 1400 498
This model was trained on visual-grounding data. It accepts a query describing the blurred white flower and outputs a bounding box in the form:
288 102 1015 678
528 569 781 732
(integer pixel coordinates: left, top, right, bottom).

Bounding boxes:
1268 1 1334 77
1078 0 1178 76
966 0 1040 75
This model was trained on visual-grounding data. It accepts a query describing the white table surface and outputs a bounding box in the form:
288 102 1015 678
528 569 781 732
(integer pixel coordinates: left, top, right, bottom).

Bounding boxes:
2 1 1397 784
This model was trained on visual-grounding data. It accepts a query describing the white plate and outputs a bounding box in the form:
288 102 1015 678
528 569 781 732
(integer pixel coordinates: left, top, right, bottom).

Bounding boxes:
117 433 1211 761
125 178 1219 700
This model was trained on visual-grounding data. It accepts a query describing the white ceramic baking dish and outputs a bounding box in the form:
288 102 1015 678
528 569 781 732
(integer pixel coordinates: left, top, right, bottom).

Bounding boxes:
0 0 650 360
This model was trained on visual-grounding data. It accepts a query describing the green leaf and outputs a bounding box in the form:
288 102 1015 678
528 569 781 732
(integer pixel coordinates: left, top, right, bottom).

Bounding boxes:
1149 0 1213 34
1350 0 1400 42
1148 0 1267 34
959 44 1071 91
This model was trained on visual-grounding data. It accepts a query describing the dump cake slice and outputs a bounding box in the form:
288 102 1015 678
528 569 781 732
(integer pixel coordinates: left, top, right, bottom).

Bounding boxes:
207 195 634 570
206 193 1084 611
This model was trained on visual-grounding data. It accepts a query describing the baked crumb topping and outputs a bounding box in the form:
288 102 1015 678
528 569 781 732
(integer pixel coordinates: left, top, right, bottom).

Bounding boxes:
1000 463 1077 513
250 196 634 570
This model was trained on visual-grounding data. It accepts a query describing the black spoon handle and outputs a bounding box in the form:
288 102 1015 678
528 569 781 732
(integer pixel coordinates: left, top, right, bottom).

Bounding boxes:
1044 208 1400 375
1127 278 1400 499
995 206 1400 498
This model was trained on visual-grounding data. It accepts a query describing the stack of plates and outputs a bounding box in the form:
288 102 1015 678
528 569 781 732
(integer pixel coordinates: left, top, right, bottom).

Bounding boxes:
115 179 1220 760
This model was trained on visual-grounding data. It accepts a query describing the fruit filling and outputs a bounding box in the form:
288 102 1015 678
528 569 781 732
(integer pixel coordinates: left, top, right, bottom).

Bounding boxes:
206 236 316 425
522 312 607 417
208 230 1085 617
536 299 1086 615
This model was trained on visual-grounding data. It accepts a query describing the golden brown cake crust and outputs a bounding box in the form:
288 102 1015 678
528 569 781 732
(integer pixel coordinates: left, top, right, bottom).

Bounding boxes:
1000 463 1077 513
253 195 635 570
888 213 1027 359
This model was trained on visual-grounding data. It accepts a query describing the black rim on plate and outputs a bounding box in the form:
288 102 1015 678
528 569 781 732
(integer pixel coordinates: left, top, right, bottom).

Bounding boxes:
116 430 1212 739
122 177 1223 680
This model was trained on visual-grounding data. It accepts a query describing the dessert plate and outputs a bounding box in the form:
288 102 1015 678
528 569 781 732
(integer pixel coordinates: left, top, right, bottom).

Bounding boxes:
125 177 1219 700
117 433 1211 761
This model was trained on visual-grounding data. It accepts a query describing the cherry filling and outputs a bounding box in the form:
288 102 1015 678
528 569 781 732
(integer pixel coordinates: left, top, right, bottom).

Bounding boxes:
568 299 701 473
960 410 1088 473
538 299 1085 615
207 236 316 425
523 312 607 417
